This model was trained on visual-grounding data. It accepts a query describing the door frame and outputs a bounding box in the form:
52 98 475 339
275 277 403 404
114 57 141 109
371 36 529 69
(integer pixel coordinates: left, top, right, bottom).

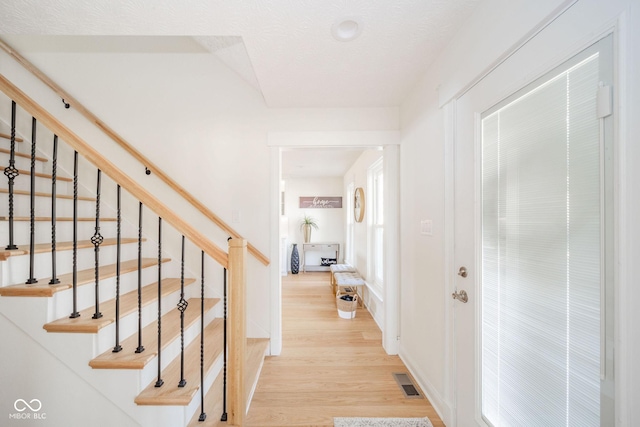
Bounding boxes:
267 131 401 356
444 18 629 427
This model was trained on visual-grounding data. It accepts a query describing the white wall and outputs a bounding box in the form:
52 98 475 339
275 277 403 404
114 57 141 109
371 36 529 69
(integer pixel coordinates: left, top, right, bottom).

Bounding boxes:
0 314 138 427
282 177 345 271
0 38 399 420
0 46 398 343
399 67 447 414
398 0 640 425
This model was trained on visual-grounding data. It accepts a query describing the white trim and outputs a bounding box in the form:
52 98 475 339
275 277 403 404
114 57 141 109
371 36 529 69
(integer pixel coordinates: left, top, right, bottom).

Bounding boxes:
367 157 385 293
345 181 355 265
270 142 401 356
472 111 489 427
382 144 400 355
363 282 385 333
443 100 457 426
364 279 383 301
269 147 282 355
399 345 451 426
613 13 629 427
438 0 580 107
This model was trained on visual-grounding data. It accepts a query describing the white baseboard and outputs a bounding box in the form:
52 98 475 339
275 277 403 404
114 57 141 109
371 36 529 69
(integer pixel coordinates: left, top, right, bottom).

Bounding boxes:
399 346 452 426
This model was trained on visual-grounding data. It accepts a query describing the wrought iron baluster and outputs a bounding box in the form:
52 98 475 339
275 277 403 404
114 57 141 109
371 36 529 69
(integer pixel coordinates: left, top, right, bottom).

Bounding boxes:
4 100 18 250
49 135 60 285
198 250 206 422
113 184 122 353
135 202 145 354
177 235 188 387
25 117 37 284
221 266 228 422
154 217 164 388
69 151 80 318
91 169 103 319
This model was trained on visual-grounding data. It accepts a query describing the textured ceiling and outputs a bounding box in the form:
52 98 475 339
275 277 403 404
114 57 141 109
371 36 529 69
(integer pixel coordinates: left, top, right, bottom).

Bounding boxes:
282 148 367 179
0 0 481 108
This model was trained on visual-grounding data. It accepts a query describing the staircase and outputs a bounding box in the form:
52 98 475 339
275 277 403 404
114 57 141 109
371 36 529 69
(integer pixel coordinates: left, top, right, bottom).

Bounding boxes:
0 65 269 426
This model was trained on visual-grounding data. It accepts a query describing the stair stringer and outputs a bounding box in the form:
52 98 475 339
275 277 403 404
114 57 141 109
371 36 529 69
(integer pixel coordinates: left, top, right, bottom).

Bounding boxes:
0 311 140 427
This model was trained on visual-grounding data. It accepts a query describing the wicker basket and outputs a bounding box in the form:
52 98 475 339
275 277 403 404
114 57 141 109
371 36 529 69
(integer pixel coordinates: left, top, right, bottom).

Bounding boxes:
336 291 358 319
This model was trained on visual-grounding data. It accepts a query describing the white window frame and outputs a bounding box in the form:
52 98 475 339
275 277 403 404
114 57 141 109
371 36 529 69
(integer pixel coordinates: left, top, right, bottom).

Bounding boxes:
367 158 384 291
345 182 355 265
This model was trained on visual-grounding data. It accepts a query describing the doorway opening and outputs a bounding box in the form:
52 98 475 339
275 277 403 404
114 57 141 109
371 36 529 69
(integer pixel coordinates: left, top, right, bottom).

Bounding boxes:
269 144 400 356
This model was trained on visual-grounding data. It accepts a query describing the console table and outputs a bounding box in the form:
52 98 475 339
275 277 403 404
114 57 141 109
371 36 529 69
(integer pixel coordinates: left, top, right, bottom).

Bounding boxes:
302 243 340 272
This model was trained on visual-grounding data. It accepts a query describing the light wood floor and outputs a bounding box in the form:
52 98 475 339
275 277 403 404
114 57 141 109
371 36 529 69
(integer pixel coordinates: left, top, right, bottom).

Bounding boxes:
246 272 445 427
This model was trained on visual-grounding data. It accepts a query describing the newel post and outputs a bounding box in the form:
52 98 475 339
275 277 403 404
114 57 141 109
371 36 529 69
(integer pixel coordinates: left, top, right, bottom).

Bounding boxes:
227 238 247 425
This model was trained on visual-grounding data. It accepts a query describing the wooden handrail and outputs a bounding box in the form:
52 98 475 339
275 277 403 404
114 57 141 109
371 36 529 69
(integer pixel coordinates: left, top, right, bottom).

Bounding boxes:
0 38 270 267
0 74 229 268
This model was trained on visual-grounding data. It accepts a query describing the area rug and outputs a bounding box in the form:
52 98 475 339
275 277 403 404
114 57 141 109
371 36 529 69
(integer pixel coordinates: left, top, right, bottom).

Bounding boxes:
334 417 434 427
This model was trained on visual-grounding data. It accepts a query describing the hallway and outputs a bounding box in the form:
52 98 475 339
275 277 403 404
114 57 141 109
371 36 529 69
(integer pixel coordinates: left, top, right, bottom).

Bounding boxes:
246 272 444 426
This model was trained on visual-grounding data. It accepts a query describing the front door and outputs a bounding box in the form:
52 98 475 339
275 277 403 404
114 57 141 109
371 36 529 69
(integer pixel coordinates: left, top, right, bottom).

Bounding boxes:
452 35 613 427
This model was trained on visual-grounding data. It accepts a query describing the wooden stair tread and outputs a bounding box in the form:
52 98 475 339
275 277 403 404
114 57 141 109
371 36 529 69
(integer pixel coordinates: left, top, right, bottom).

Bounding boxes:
0 147 47 162
0 237 141 261
0 257 169 297
43 275 189 333
0 188 94 201
245 338 270 403
16 168 72 182
90 297 219 369
186 338 270 426
0 216 116 222
134 318 224 406
0 132 24 142
187 371 225 427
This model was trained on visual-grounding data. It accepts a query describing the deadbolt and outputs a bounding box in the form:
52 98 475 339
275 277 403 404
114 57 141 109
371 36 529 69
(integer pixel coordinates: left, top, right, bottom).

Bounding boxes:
458 266 468 278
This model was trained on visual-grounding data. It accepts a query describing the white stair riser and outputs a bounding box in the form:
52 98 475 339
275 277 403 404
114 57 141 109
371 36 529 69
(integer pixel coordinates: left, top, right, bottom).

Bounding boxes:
0 243 142 289
137 304 218 388
1 176 70 194
185 352 224 424
0 221 119 245
0 151 48 173
138 352 224 427
0 194 95 218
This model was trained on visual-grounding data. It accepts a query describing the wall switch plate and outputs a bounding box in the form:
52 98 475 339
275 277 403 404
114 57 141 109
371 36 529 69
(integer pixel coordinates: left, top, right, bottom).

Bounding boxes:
420 220 433 236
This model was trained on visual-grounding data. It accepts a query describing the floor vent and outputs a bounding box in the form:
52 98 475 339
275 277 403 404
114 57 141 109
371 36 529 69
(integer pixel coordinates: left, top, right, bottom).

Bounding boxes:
393 373 422 398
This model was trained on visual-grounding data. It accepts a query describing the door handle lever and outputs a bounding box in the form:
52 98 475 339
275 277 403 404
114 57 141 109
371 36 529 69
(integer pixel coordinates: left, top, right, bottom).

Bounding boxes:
452 289 468 303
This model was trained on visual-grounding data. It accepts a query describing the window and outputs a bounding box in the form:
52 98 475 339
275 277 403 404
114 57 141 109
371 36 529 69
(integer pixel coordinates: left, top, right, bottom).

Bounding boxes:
280 180 286 216
345 182 355 265
480 39 611 426
368 158 384 289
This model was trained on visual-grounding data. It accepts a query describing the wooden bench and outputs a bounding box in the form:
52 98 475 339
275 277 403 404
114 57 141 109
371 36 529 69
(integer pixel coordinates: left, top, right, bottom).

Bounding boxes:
330 264 356 293
333 271 365 308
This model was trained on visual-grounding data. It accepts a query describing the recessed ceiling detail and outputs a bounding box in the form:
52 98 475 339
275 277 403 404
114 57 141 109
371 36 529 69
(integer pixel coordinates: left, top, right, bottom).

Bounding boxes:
193 36 262 93
282 148 365 179
0 0 482 108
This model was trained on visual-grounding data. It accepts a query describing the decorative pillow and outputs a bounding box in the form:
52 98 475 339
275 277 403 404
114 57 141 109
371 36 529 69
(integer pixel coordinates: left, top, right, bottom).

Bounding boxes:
321 257 337 266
